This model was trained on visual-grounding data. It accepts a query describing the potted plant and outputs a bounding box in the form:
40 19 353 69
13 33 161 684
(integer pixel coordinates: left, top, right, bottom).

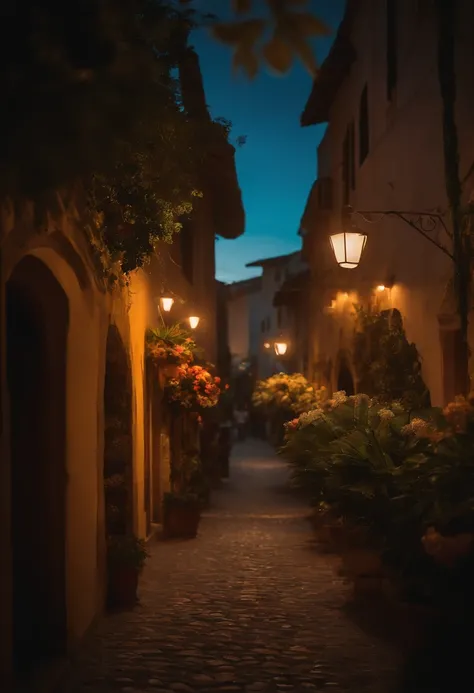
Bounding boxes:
107 534 149 607
163 450 203 539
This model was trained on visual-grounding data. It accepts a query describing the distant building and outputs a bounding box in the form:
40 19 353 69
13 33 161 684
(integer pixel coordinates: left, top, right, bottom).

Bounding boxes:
245 251 307 379
226 275 262 368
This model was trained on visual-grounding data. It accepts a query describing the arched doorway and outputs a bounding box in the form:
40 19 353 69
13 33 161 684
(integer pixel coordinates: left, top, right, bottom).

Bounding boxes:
337 358 355 396
103 326 133 538
6 255 68 677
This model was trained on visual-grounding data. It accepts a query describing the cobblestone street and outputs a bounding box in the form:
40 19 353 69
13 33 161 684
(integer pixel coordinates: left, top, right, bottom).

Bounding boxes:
63 440 400 693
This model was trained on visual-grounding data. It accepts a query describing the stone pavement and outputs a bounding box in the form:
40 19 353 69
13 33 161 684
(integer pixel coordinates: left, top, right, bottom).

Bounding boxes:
62 440 400 693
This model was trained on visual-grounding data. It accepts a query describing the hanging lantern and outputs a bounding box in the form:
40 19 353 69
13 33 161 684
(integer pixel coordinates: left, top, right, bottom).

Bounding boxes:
160 296 174 312
274 341 288 356
188 316 200 330
329 230 367 269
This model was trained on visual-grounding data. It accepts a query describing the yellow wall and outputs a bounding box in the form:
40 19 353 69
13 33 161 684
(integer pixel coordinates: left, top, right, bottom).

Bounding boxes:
0 218 158 681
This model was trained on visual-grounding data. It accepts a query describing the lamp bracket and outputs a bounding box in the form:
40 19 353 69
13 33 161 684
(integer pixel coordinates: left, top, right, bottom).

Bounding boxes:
348 207 454 261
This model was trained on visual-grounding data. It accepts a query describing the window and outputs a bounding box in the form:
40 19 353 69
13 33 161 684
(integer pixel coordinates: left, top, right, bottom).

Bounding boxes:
386 0 397 100
359 85 369 164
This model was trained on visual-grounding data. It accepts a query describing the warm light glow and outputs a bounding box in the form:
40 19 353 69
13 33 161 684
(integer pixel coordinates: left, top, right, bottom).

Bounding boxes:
342 292 349 299
274 341 288 356
376 285 386 292
160 296 174 312
188 316 200 329
264 342 271 349
330 231 367 269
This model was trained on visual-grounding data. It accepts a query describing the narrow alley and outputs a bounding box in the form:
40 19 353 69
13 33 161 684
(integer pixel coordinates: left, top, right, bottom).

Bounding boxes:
63 441 399 693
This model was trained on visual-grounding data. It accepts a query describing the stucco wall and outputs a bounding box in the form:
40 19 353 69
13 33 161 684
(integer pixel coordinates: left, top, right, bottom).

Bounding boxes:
0 200 207 682
308 0 474 405
228 292 251 364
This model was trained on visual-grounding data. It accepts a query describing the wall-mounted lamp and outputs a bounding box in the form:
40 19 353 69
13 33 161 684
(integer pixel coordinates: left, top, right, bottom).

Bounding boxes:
263 342 271 349
188 316 200 330
274 341 288 356
375 276 395 293
160 296 174 312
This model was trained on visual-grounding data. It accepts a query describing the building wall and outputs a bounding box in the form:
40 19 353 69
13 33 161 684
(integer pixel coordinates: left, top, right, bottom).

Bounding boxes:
306 0 474 405
0 192 219 683
228 292 251 364
257 254 306 378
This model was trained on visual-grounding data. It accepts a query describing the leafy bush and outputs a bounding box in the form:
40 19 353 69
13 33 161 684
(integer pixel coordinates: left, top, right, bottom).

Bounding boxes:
282 391 474 583
353 307 431 408
252 372 327 416
107 534 149 570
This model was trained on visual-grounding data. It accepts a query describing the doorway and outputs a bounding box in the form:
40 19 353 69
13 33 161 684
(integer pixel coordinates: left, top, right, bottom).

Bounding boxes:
6 255 68 677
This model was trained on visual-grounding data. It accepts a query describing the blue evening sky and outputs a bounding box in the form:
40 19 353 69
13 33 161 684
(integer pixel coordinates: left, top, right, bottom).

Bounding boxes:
191 0 346 283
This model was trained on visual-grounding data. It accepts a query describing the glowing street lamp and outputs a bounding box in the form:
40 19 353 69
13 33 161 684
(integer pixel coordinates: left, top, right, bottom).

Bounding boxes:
274 341 288 356
160 296 174 312
376 285 386 292
263 342 271 349
329 230 367 269
188 316 200 330
329 205 368 269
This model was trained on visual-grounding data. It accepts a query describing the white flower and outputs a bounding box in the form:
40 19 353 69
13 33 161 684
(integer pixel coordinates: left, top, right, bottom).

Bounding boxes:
378 408 395 421
298 408 325 428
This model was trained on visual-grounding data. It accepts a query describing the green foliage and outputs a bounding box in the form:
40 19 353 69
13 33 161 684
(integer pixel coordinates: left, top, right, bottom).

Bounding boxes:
252 372 327 416
283 391 474 585
353 306 431 409
0 0 236 274
169 449 203 498
107 534 149 570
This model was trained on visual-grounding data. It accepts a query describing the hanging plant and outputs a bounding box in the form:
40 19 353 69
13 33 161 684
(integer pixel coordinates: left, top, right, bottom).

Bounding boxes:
166 363 222 411
146 324 198 367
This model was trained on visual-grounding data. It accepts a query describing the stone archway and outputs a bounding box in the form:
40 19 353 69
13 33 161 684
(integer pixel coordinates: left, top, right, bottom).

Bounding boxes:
6 255 69 678
103 325 133 538
337 357 355 396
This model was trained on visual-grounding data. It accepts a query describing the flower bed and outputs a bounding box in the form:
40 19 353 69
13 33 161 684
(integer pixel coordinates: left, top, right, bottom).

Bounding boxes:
282 390 474 609
252 372 327 415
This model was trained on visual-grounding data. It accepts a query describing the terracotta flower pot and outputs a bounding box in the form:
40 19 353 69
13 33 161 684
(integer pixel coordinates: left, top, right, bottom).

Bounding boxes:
107 566 139 607
163 498 201 539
